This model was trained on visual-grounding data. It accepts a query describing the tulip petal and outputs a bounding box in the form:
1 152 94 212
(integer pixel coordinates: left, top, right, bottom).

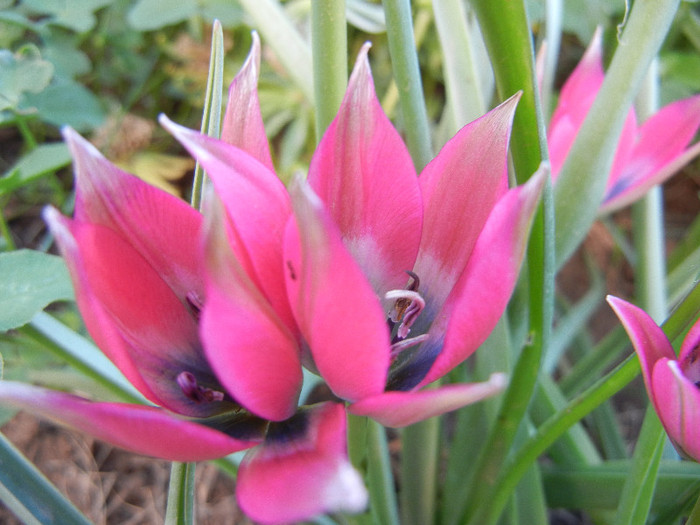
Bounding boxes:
221 31 275 171
308 43 422 293
63 127 203 303
679 318 700 383
607 295 676 396
548 28 605 178
162 116 294 330
418 167 545 387
237 403 367 524
349 373 507 427
201 198 302 422
0 381 262 462
602 95 700 212
285 178 390 401
651 360 700 462
413 94 517 308
47 211 223 418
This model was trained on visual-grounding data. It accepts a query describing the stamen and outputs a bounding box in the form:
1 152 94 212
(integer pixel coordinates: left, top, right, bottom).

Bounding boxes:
177 371 224 403
390 334 429 358
186 291 203 320
385 289 425 338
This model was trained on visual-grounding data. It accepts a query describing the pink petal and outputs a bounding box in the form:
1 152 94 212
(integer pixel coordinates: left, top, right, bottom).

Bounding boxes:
349 373 507 427
285 178 390 402
308 43 422 293
161 116 295 331
46 210 220 418
678 317 700 383
0 381 261 462
651 359 700 462
237 403 367 524
602 95 700 212
221 31 275 171
63 127 203 304
201 199 302 422
413 94 518 307
419 167 545 386
607 295 676 398
548 28 605 178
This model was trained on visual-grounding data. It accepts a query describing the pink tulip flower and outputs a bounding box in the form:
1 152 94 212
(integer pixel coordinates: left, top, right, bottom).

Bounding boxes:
608 295 700 461
165 43 545 428
0 34 367 524
548 29 700 214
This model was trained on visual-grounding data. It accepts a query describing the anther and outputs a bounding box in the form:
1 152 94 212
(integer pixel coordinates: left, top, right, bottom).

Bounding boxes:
177 371 224 403
391 334 429 358
385 289 425 339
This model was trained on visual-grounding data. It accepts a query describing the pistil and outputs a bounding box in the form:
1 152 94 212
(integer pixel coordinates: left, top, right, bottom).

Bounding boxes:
177 371 225 403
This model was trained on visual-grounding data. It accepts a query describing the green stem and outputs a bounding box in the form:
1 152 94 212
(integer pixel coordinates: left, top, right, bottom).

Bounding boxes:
400 417 439 525
311 0 347 140
13 111 38 150
366 419 399 525
613 58 667 525
0 209 16 251
381 0 433 169
165 462 196 525
554 0 681 266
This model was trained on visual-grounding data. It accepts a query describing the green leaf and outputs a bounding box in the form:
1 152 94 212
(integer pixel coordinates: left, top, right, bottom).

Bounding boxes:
0 432 92 525
0 250 74 332
347 0 386 33
21 80 105 131
127 0 197 30
0 142 72 195
22 0 112 32
0 45 53 112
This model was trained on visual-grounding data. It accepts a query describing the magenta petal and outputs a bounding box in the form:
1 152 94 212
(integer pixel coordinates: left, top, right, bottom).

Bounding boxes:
548 28 605 178
349 373 507 427
44 208 159 403
651 360 700 461
413 94 518 307
63 127 203 303
419 168 545 386
601 95 700 213
285 178 390 401
48 211 221 418
308 43 422 293
221 31 275 171
236 403 367 524
0 381 260 461
201 200 302 421
162 115 294 329
607 295 676 396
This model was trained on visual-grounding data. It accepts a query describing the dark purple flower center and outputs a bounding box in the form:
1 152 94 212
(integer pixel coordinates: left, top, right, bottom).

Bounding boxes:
177 371 225 403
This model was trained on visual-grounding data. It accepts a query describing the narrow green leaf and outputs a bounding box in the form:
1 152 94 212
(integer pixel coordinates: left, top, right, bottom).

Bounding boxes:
0 431 92 525
0 250 73 332
237 0 314 103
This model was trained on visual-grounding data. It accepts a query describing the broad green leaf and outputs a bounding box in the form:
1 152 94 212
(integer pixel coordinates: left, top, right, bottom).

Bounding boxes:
0 45 53 112
21 80 105 131
127 0 198 30
42 34 92 80
200 0 246 27
22 0 112 32
0 142 72 195
0 250 74 332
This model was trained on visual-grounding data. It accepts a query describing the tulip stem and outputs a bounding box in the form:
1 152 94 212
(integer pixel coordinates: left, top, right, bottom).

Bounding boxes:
311 0 347 140
366 419 400 525
381 0 433 170
613 58 667 525
400 416 439 525
165 462 196 525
